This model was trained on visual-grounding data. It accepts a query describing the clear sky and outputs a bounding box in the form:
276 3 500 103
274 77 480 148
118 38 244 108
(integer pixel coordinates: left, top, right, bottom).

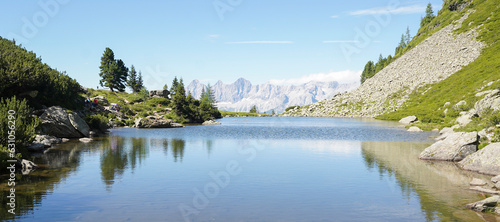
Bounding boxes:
0 0 442 90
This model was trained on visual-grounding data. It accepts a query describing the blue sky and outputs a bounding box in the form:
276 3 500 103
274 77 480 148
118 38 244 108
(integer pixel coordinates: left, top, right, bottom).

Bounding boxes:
0 0 442 90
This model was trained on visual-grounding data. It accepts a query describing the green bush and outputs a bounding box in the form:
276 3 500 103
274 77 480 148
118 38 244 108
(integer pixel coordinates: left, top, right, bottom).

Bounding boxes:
285 106 299 112
0 96 38 157
145 97 170 107
85 114 109 132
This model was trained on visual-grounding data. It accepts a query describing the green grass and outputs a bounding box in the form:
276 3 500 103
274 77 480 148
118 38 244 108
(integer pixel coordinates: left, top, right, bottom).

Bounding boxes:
377 0 500 128
220 111 272 117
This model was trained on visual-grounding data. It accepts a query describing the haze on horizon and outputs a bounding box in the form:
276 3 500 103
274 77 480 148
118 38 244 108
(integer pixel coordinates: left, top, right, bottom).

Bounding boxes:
0 0 442 90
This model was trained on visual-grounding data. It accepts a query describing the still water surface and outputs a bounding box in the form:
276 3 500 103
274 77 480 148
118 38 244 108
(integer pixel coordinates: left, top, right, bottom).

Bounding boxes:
0 117 496 221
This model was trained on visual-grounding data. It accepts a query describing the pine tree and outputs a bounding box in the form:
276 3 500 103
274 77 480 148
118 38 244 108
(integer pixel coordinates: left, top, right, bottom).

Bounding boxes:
405 26 411 45
172 78 187 119
420 3 435 28
249 105 257 113
137 71 144 91
127 65 141 93
170 76 179 96
99 47 128 92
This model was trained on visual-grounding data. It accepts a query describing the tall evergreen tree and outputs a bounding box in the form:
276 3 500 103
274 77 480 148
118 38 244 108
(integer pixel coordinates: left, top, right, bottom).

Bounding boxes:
170 76 179 96
137 71 144 91
99 48 128 92
172 78 187 118
127 65 141 93
405 26 411 45
420 3 435 28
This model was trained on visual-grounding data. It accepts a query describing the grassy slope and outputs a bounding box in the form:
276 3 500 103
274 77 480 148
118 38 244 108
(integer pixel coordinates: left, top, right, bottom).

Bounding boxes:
377 0 500 128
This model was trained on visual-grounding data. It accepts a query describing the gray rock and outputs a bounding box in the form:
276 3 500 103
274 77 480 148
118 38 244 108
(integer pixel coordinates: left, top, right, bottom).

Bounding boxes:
136 116 184 128
444 102 451 107
149 90 170 98
496 207 500 215
61 138 70 143
69 113 90 137
454 100 467 109
470 178 487 186
26 143 45 152
39 106 90 138
465 195 500 212
419 131 478 161
458 143 500 175
492 175 500 189
407 126 423 132
457 113 473 126
474 89 500 116
202 120 222 125
21 159 38 175
79 138 93 143
34 134 62 148
399 116 418 125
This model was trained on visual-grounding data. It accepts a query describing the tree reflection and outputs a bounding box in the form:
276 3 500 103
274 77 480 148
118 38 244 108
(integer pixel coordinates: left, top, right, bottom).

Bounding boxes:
171 139 185 162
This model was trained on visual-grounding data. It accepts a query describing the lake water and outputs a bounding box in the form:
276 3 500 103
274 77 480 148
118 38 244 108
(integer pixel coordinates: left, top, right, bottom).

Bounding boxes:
0 117 497 222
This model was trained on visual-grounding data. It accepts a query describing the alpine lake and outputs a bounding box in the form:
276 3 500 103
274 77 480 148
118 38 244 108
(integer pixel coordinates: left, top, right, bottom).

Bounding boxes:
1 117 498 222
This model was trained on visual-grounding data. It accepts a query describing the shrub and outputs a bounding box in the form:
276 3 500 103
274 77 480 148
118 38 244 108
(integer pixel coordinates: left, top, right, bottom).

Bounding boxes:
85 114 109 132
0 96 38 157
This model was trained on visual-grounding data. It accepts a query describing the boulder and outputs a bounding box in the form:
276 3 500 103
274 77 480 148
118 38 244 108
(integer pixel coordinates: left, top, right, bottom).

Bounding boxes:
474 89 500 116
34 134 62 148
456 113 473 126
399 116 418 125
149 90 170 98
407 126 423 132
454 100 467 109
458 143 500 175
39 106 90 138
202 120 222 125
136 116 184 128
419 131 478 161
465 195 499 212
492 175 500 189
21 159 38 175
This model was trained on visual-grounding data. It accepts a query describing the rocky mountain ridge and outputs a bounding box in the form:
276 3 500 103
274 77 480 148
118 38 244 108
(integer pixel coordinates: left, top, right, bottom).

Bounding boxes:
187 78 358 113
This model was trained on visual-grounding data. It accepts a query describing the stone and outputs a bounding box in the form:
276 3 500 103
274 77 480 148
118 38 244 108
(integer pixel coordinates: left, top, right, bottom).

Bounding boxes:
61 138 70 143
454 100 467 108
432 128 439 132
465 195 500 212
444 102 451 107
474 89 500 116
202 120 222 125
470 186 500 195
419 131 478 161
39 106 90 138
399 116 418 125
458 143 500 175
79 138 93 143
492 175 500 189
149 90 170 98
407 126 423 132
34 134 62 148
136 116 184 128
496 207 500 215
26 143 45 152
470 178 487 186
456 113 473 126
21 159 38 175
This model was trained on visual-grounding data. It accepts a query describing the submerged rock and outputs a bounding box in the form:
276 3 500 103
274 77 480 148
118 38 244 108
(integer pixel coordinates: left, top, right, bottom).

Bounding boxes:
34 134 62 148
407 126 423 132
79 138 93 143
459 143 500 175
465 195 499 212
419 131 478 161
202 120 221 125
136 116 184 128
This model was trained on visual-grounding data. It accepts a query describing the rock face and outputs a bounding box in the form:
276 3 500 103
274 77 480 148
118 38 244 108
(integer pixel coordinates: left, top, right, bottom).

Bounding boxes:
419 132 478 161
135 116 184 128
399 116 418 125
284 12 484 117
39 106 90 138
458 143 500 175
149 90 170 98
187 78 359 113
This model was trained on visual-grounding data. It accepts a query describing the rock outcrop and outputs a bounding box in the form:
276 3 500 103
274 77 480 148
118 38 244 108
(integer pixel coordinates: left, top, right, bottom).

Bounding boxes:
284 12 484 117
474 89 500 116
419 131 478 161
202 120 222 125
465 195 500 214
458 143 500 175
39 106 90 138
135 116 184 128
399 116 418 125
149 90 170 98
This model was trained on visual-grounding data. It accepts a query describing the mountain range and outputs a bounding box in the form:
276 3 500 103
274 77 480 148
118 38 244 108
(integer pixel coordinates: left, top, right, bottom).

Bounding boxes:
186 78 359 113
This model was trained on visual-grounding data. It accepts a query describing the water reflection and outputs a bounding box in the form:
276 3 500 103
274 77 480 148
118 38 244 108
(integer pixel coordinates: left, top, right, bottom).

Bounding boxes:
361 141 498 222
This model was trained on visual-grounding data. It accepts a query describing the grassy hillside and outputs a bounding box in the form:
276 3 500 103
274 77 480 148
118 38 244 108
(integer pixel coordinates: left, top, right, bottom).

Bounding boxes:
377 0 500 128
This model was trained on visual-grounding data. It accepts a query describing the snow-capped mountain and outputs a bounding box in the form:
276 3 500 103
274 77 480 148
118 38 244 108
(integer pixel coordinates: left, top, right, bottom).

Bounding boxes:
186 78 359 113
